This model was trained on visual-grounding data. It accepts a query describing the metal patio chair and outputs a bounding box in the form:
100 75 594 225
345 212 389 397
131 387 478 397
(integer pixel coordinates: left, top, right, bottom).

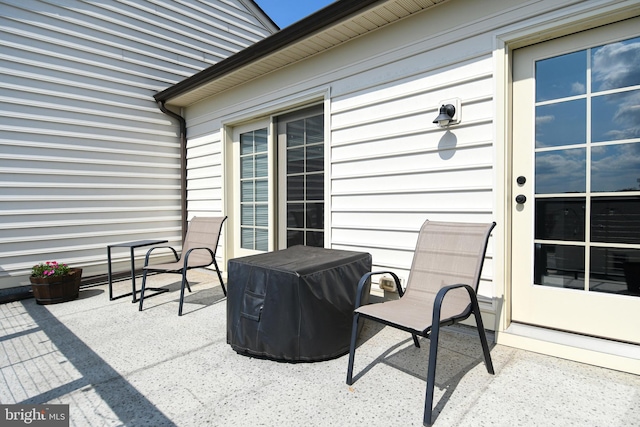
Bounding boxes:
346 220 496 426
138 216 227 316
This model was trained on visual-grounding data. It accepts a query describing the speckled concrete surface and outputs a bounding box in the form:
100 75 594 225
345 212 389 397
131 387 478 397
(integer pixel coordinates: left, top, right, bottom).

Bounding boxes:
1 270 639 426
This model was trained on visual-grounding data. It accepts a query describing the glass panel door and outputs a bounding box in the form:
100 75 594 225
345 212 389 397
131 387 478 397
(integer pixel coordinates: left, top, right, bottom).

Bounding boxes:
277 107 325 248
512 18 640 344
231 119 273 257
240 128 269 251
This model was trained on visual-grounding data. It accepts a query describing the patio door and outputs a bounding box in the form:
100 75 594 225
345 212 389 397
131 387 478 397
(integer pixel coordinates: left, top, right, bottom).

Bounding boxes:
232 119 274 257
511 18 640 344
277 106 325 249
230 106 325 257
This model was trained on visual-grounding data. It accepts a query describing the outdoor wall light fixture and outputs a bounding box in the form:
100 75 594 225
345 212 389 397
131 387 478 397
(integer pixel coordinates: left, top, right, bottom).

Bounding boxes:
433 98 461 127
433 104 456 126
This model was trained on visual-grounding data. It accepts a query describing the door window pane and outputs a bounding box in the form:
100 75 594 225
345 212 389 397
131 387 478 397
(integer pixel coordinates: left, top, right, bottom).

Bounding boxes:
306 203 324 229
306 231 324 247
240 133 254 154
591 142 640 192
255 154 268 177
306 115 324 143
535 100 586 148
287 147 304 174
256 229 268 251
592 90 640 142
241 228 253 248
591 196 640 244
287 203 304 228
287 230 304 247
535 198 585 241
536 50 586 102
287 175 304 201
305 174 324 200
255 179 268 202
255 128 268 151
535 149 586 194
241 156 253 179
241 181 253 202
591 36 640 92
590 247 640 296
306 145 324 172
241 205 253 226
287 121 304 147
256 205 268 227
534 243 585 290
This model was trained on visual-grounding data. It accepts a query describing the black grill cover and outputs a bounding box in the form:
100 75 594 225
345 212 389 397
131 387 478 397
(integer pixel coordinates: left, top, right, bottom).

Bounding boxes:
226 246 372 362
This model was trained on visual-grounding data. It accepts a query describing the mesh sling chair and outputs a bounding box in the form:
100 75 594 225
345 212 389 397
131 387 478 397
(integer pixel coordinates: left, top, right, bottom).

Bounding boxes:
138 216 227 316
346 220 496 426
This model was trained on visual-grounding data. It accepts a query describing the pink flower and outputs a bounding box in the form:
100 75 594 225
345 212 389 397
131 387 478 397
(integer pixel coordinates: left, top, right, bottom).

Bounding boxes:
31 260 71 278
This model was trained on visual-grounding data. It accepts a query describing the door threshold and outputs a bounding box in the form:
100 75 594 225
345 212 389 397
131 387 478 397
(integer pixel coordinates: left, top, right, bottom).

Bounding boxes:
498 323 640 374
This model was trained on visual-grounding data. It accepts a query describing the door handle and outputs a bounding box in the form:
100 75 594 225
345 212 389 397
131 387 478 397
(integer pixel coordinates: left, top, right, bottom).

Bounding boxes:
515 194 527 204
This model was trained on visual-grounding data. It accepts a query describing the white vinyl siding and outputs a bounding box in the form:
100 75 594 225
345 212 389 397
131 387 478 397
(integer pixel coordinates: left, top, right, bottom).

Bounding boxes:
178 0 631 304
163 0 640 369
0 0 275 288
180 0 501 300
330 57 495 296
187 132 225 215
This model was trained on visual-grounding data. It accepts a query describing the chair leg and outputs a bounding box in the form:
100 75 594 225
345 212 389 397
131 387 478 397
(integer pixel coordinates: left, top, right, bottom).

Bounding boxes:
178 273 188 316
346 313 360 385
138 270 149 311
424 322 441 426
213 259 226 296
412 334 421 348
471 299 495 375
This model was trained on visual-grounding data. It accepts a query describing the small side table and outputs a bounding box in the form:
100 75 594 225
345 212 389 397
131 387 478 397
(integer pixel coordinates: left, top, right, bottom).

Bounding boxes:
107 239 168 302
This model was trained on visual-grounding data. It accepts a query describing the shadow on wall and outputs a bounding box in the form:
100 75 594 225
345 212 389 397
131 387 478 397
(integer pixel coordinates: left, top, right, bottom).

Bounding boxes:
438 131 457 160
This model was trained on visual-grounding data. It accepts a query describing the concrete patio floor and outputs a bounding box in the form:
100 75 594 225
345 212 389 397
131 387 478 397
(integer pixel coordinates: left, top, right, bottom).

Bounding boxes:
1 270 639 427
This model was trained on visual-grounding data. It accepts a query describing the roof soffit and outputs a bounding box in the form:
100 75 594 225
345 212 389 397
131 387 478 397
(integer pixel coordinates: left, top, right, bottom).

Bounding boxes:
160 0 448 107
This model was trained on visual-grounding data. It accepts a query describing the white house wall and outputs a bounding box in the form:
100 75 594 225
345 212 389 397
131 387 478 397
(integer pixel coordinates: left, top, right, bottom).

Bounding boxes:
168 0 640 369
187 134 224 215
179 0 538 308
181 0 634 312
0 0 275 288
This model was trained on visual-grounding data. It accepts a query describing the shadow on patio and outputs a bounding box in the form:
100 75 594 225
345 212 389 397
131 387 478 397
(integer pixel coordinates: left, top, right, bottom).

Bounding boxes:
1 270 639 426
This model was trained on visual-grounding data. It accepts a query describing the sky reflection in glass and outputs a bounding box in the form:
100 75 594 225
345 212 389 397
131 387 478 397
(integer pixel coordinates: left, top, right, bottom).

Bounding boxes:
536 50 586 102
592 90 640 142
535 148 586 194
536 100 586 148
591 142 640 192
592 36 640 92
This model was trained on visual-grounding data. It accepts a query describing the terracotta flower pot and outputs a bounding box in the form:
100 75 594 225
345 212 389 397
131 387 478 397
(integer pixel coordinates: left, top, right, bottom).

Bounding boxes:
29 268 82 305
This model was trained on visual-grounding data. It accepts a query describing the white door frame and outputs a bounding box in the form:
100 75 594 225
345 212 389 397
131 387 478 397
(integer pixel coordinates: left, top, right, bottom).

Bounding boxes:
220 89 331 261
494 4 640 374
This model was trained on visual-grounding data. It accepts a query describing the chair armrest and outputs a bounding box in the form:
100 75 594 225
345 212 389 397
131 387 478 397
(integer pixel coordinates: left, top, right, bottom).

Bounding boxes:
431 283 477 327
354 270 404 309
182 247 215 269
144 246 179 266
